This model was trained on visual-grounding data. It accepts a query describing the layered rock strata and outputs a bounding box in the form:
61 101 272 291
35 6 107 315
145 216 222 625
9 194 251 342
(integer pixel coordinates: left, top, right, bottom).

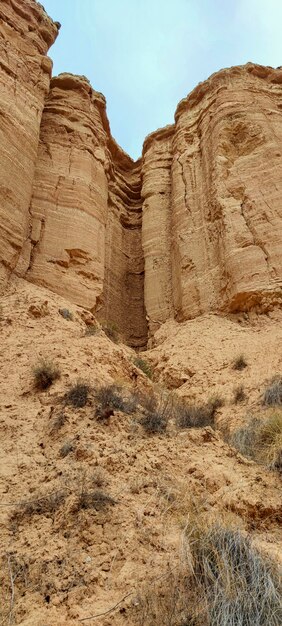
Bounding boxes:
0 0 282 345
0 0 58 283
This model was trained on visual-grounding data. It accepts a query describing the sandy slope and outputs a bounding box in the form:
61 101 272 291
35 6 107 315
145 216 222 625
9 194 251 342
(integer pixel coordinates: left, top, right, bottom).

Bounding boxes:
0 278 281 625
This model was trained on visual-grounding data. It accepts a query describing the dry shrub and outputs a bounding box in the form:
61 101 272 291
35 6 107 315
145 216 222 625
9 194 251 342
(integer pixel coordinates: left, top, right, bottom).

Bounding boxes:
84 324 98 336
231 412 282 470
33 358 60 390
78 489 116 511
95 384 137 420
49 413 66 434
139 394 171 434
65 380 90 408
233 385 246 404
59 440 74 458
232 354 248 371
263 376 282 406
134 356 153 379
176 396 223 430
10 491 65 527
101 321 119 343
59 307 73 321
135 523 282 626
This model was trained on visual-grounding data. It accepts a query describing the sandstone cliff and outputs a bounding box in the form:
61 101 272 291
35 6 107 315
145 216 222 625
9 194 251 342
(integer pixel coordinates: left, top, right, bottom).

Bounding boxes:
0 0 282 346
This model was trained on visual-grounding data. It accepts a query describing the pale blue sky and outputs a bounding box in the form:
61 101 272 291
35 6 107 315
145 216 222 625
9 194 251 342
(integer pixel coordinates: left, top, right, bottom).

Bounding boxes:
42 0 282 159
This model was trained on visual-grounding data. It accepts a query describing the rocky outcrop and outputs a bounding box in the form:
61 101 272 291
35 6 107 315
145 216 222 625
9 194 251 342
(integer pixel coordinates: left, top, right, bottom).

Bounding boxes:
0 0 282 345
142 64 282 335
22 73 147 347
0 0 58 283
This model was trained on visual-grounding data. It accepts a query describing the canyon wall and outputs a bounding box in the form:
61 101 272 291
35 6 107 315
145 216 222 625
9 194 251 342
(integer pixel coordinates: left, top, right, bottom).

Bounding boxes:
0 0 58 283
0 0 282 345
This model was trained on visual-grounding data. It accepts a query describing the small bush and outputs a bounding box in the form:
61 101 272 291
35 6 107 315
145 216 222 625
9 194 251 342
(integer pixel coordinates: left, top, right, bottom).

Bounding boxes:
65 381 90 408
95 384 134 420
140 396 171 434
11 491 65 525
232 354 248 371
234 385 246 404
78 489 116 511
59 441 74 458
33 358 60 390
49 413 66 434
59 307 73 321
176 397 222 430
101 321 119 343
263 377 282 406
133 356 153 379
84 324 98 336
190 525 282 626
231 412 282 468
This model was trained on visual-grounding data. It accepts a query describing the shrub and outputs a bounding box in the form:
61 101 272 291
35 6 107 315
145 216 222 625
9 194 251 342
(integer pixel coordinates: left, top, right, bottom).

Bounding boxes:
33 358 60 390
65 381 90 408
78 489 116 511
101 321 119 343
232 354 248 371
140 396 170 434
233 385 246 404
190 525 282 626
95 384 135 420
84 324 98 336
176 397 222 430
135 524 282 625
133 356 153 379
59 441 74 458
231 412 282 469
11 491 65 525
59 307 73 321
263 377 282 406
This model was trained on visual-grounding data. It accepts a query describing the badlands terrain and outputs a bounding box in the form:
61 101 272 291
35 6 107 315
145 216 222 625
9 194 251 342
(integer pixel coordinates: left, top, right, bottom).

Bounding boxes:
0 0 282 624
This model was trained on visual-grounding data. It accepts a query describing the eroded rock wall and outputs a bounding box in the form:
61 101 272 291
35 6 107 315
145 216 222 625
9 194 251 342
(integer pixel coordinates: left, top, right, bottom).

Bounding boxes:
142 64 282 335
0 0 58 284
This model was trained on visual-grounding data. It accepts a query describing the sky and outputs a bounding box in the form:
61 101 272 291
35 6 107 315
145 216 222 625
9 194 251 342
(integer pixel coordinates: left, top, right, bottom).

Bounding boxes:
42 0 282 160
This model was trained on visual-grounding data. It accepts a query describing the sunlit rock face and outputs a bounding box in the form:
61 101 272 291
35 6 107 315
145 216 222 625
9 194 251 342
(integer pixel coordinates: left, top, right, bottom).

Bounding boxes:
1 0 282 345
142 64 282 336
0 0 58 283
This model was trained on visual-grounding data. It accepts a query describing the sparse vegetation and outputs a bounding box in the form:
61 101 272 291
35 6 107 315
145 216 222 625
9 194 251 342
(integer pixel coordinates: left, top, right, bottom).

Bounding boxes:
10 491 65 526
101 320 119 343
59 307 73 321
0 304 3 320
232 354 248 371
84 324 98 336
263 376 282 406
59 440 74 458
95 384 136 420
65 381 90 408
139 395 170 434
49 413 67 434
136 523 282 626
33 358 60 390
133 356 153 379
176 396 223 430
233 384 246 404
230 412 282 470
78 489 116 511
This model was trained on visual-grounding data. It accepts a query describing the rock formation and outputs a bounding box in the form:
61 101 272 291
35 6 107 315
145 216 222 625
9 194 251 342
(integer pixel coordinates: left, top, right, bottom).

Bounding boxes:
0 0 282 345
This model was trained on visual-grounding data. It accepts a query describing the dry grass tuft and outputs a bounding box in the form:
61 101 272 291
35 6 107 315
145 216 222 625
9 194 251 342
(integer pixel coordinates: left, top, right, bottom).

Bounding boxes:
230 411 282 471
33 358 60 390
65 380 90 408
78 489 116 511
133 356 153 379
263 376 282 406
233 385 247 404
232 354 248 371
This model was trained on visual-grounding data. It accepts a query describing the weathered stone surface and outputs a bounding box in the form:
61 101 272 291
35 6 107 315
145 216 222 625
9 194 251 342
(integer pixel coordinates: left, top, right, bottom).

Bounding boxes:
142 64 282 335
0 0 58 284
0 0 282 346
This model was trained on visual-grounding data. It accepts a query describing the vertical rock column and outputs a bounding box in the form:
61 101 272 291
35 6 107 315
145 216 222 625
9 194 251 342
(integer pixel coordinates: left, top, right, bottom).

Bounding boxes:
0 0 58 286
25 74 110 309
141 127 174 337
